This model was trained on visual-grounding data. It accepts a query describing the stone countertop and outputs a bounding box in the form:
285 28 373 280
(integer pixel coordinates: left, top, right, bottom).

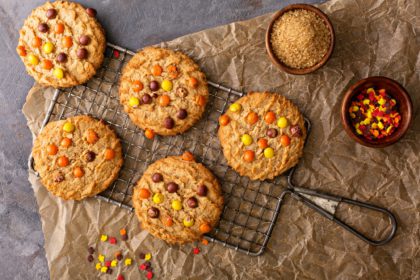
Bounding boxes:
0 0 320 279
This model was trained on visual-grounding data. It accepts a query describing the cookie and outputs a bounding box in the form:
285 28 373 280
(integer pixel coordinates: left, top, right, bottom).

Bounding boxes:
32 115 123 200
16 1 106 88
132 155 223 244
119 47 208 137
218 92 307 180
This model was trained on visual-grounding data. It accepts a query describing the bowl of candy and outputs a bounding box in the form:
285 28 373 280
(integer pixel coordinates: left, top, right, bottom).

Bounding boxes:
341 76 413 148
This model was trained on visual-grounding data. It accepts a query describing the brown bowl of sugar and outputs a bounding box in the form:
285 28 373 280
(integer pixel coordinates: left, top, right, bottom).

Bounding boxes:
266 4 335 75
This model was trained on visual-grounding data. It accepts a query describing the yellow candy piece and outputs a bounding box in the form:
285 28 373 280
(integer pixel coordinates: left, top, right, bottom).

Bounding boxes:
53 68 64 79
101 267 108 273
152 193 164 204
124 258 132 266
63 122 75 133
352 106 359 112
366 110 372 119
349 113 356 119
378 121 384 130
161 79 173 91
356 129 363 135
241 134 253 146
367 88 375 94
371 123 378 129
183 218 194 227
144 253 152 261
98 254 105 262
111 260 118 267
362 99 370 105
129 96 140 107
27 54 39 65
42 42 54 54
386 125 393 133
95 263 101 270
277 117 288 128
263 147 274 158
378 98 386 105
229 103 241 113
171 200 182 211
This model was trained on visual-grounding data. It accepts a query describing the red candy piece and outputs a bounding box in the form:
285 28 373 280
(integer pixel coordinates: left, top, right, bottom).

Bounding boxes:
105 261 111 267
146 271 153 279
113 50 120 58
117 275 124 280
109 237 117 245
193 247 200 255
139 263 147 271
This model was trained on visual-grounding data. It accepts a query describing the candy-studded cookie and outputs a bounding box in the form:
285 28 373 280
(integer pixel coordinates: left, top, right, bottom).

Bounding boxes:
16 1 106 88
32 115 123 200
119 47 208 137
218 92 307 180
133 155 223 244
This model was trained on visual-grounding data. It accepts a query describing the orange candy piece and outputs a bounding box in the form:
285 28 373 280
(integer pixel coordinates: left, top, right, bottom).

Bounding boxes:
120 228 127 236
138 188 151 199
86 130 99 144
182 151 195 161
219 115 230 126
243 150 255 162
32 37 42 48
159 95 170 107
104 148 115 160
60 137 72 148
62 36 73 48
164 217 173 227
199 223 211 233
47 144 58 155
246 111 259 125
132 80 143 92
42 60 53 70
145 128 155 139
189 77 198 88
264 111 276 124
16 46 26 56
73 167 84 178
280 135 291 147
196 95 206 106
167 65 178 78
152 65 162 76
57 155 69 167
201 239 209 245
55 23 64 34
257 138 268 149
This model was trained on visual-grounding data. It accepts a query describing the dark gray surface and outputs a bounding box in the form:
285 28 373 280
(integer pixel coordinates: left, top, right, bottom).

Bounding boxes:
0 0 321 279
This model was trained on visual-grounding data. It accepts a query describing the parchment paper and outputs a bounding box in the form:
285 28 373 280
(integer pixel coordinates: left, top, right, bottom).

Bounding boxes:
23 0 420 279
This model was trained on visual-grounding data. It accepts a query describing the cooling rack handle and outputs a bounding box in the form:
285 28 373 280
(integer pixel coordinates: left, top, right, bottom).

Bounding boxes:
289 187 397 246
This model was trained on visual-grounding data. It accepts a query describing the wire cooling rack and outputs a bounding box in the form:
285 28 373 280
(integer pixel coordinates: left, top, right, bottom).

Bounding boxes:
29 43 306 256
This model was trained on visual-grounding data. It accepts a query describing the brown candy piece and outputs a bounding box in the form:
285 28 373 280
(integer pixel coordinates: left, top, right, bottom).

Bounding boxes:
38 23 49 33
177 109 188 120
86 151 96 162
266 128 278 138
148 207 159 218
290 125 302 137
46 9 57 19
54 173 65 183
79 35 91 45
197 184 207 196
77 48 88 59
166 182 178 193
56 52 67 63
87 255 94 262
176 87 188 98
88 247 95 254
86 7 97 17
151 173 163 183
142 94 152 104
164 117 174 129
187 197 198 208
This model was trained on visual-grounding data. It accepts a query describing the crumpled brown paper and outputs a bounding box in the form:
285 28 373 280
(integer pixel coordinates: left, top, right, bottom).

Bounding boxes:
23 0 420 279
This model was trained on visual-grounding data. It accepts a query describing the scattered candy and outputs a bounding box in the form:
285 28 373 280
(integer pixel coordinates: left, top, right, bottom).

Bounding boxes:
57 155 69 167
77 48 88 59
161 80 173 91
46 8 57 19
42 42 54 54
166 182 179 193
100 235 108 242
266 128 278 138
124 258 132 266
177 109 188 119
158 95 170 106
164 217 173 226
32 37 42 48
189 77 198 88
60 137 72 148
187 197 198 208
53 67 64 79
164 117 175 129
171 200 182 211
105 260 111 267
148 207 160 218
280 135 291 147
229 103 241 113
144 253 152 261
129 96 140 107
87 255 94 262
62 36 73 48
219 115 230 126
182 151 195 161
290 125 302 137
86 130 99 144
199 223 211 233
201 239 209 245
113 50 120 58
101 266 108 273
98 254 105 262
42 60 53 70
257 138 268 149
105 148 115 160
17 46 26 56
28 54 39 65
115 252 123 261
119 229 126 236
139 263 147 271
149 81 159 91
196 95 206 106
277 117 288 128
246 111 259 125
55 23 64 34
146 271 154 279
86 7 97 17
152 193 164 204
132 80 144 92
197 184 208 196
241 134 253 146
95 263 101 270
110 260 118 267
38 23 49 33
145 129 155 139
117 274 125 280
142 94 152 104
264 111 276 124
193 247 200 254
54 173 64 183
243 150 255 162
88 247 95 254
73 167 84 178
139 252 146 260
47 144 58 155
86 151 96 162
56 52 67 63
263 147 274 158
109 237 117 245
107 268 113 275
79 35 91 46
152 65 162 76
151 173 163 183
139 188 151 199
183 217 194 227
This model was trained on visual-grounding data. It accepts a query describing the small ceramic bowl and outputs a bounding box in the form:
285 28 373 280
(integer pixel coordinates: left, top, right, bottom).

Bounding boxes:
265 4 335 75
341 76 413 148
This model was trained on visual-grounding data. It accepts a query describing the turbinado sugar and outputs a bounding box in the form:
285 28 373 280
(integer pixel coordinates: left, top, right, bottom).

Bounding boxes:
270 9 331 69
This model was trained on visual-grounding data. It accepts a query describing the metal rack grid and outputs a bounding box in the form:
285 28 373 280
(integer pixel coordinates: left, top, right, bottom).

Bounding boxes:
29 43 305 256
